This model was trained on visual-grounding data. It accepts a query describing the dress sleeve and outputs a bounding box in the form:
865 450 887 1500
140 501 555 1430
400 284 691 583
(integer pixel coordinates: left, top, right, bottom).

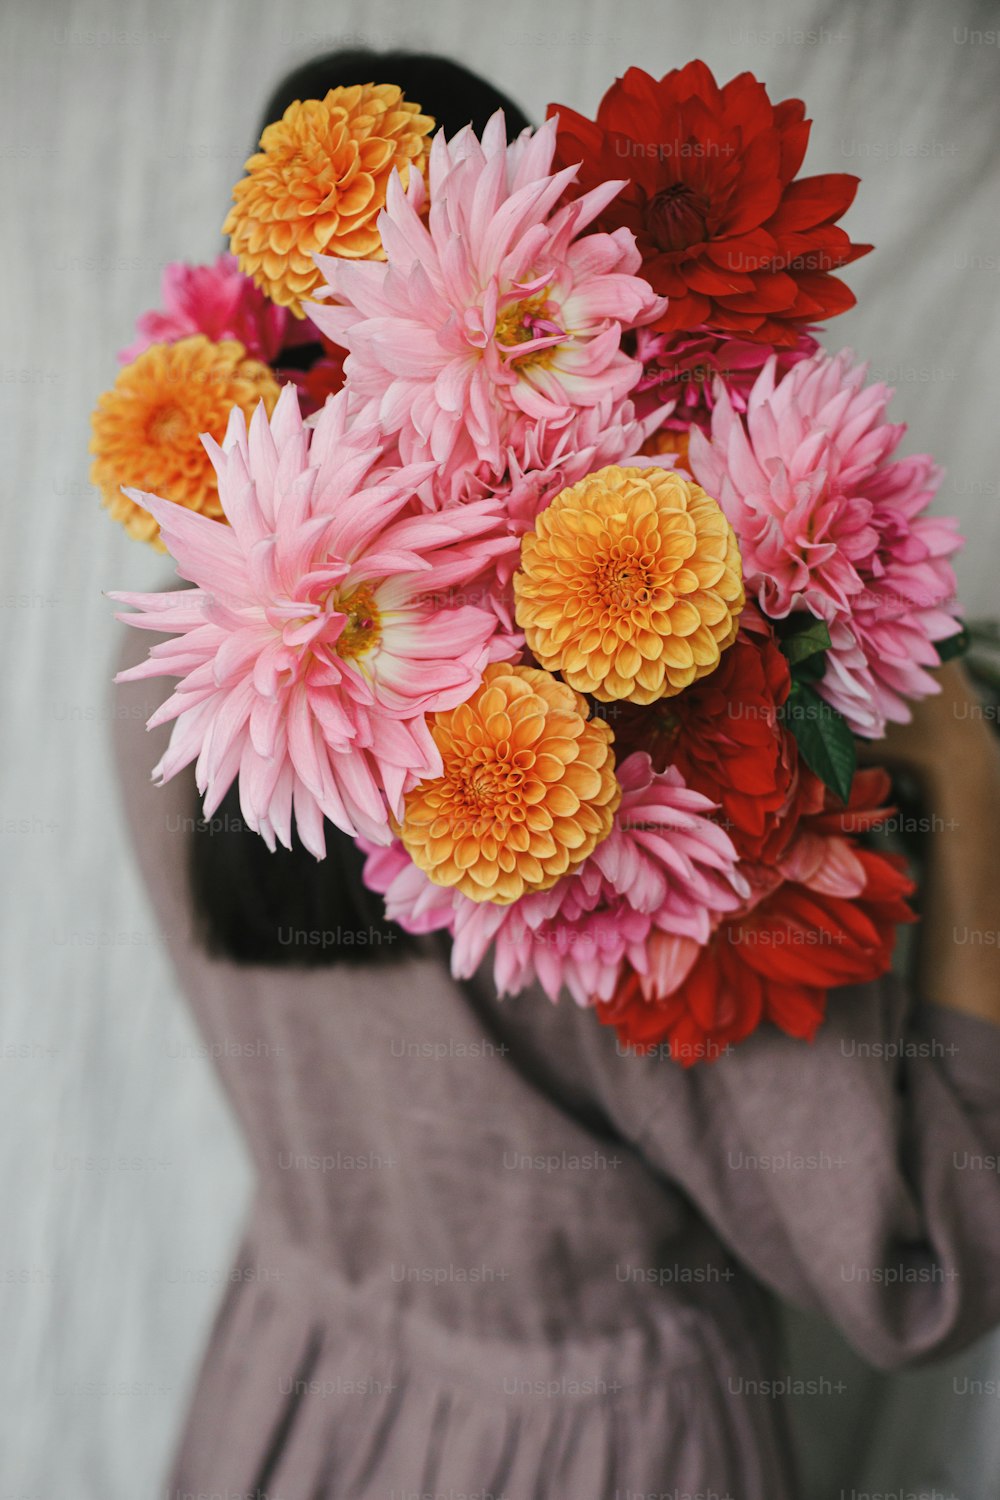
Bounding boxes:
594 973 1000 1371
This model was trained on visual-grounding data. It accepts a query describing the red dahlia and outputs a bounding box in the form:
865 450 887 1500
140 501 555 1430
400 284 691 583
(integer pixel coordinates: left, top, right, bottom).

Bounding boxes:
596 846 914 1066
617 622 804 863
596 766 915 1065
549 62 871 345
276 334 347 417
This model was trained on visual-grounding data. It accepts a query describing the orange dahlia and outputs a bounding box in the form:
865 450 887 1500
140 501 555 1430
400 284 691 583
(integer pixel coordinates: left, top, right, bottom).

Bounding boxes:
89 335 279 549
514 465 744 703
397 663 621 904
223 84 435 316
640 425 691 473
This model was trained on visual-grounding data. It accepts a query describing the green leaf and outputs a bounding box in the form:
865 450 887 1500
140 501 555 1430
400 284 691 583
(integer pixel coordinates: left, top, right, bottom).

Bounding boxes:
780 682 856 803
935 625 970 663
789 652 826 686
777 617 832 667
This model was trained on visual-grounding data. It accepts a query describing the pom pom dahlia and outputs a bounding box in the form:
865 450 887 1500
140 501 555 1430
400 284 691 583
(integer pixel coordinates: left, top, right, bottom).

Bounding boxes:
308 112 664 504
396 663 620 904
109 387 515 855
549 63 871 345
90 335 280 549
514 465 744 703
224 84 435 316
689 350 962 735
408 398 669 636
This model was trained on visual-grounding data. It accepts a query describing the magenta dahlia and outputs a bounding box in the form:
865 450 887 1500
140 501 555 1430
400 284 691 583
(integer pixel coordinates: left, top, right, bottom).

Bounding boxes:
118 253 309 366
633 326 818 430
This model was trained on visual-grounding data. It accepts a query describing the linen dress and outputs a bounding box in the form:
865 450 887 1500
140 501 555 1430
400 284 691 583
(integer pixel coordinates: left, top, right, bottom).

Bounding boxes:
113 630 1000 1500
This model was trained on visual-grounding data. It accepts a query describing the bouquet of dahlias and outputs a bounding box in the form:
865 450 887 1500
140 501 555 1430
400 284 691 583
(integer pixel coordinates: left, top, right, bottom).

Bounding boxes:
95 68 965 1065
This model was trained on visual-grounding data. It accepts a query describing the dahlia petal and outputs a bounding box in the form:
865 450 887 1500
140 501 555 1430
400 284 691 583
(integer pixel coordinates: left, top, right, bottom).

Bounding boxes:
292 780 327 860
110 386 505 855
129 490 252 601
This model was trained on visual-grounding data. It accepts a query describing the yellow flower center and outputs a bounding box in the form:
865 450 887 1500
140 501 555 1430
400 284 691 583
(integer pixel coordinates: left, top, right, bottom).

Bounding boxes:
494 289 565 368
334 585 381 660
459 753 530 816
593 547 656 612
147 404 187 444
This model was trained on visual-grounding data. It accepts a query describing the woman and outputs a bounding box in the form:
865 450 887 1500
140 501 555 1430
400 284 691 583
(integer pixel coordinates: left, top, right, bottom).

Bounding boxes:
113 52 1000 1500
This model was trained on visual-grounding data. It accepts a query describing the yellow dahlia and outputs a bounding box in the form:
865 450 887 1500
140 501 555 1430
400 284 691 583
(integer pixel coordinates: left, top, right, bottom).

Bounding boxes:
398 663 621 905
89 335 279 549
223 83 435 317
514 465 744 704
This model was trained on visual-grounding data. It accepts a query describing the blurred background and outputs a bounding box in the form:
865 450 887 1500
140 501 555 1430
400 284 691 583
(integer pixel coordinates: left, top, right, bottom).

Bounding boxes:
2 0 998 1493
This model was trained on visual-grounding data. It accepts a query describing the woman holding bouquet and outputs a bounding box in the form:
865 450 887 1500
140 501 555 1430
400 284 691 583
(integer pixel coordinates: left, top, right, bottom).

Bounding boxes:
107 50 1000 1500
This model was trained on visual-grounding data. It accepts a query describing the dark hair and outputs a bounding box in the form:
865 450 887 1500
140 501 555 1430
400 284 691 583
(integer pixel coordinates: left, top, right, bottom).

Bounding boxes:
189 51 532 967
257 49 530 142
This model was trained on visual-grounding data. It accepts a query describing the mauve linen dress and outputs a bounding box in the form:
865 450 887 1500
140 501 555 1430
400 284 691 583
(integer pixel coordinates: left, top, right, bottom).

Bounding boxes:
113 630 1000 1500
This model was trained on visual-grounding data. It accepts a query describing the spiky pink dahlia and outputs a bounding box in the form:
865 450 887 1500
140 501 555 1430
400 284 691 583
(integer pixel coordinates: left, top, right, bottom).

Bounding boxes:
308 111 664 505
110 387 516 855
689 350 962 735
363 753 745 1006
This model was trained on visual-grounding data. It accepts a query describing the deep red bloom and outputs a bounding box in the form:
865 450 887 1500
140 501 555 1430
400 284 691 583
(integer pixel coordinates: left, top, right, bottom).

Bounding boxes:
275 335 347 417
593 774 917 1068
549 63 871 345
616 622 805 863
596 844 914 1065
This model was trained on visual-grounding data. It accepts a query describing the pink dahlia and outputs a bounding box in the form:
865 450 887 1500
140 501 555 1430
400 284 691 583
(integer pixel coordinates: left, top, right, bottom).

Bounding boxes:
109 386 516 855
490 394 664 527
439 397 669 632
633 327 818 430
119 254 344 416
118 254 311 365
308 111 665 505
689 350 962 735
362 753 745 1006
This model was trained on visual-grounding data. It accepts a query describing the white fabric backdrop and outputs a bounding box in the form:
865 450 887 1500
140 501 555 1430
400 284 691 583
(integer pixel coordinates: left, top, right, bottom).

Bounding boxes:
1 0 998 1493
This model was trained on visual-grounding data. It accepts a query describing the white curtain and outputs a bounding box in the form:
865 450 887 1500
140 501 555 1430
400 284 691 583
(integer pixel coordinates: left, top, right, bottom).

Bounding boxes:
2 0 997 1492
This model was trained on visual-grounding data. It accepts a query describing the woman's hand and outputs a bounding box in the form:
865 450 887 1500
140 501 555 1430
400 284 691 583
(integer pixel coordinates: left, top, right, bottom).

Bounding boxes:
867 662 1000 1024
